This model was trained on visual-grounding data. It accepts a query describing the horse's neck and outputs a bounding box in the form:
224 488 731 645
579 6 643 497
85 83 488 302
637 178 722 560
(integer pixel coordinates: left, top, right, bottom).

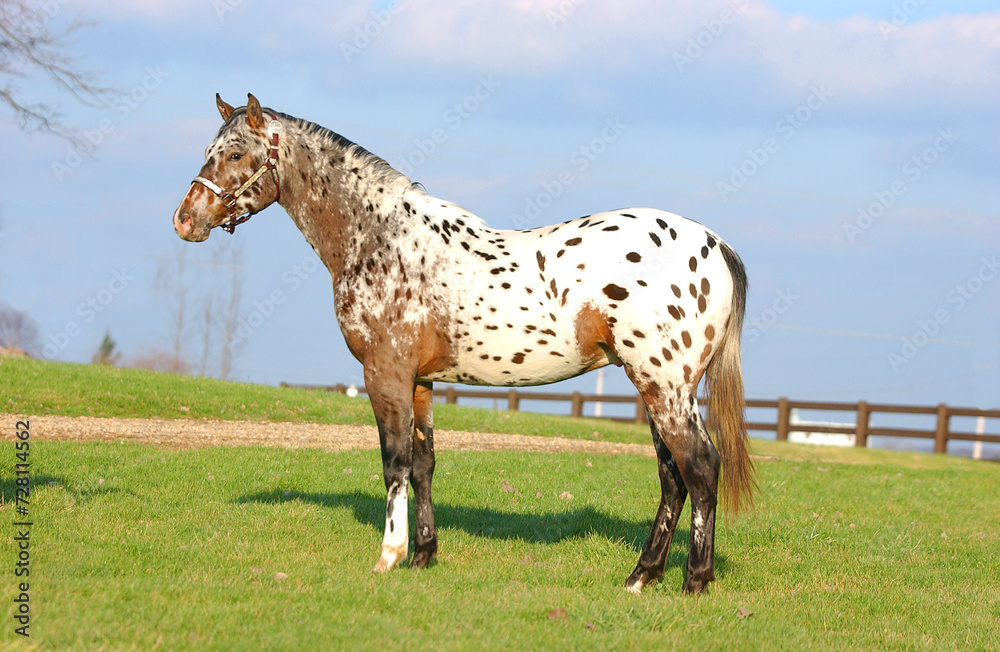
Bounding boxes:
275 121 419 282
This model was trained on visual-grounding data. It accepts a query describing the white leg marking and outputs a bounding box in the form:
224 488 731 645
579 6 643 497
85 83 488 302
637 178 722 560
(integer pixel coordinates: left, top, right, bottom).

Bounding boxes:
691 510 706 549
373 480 409 572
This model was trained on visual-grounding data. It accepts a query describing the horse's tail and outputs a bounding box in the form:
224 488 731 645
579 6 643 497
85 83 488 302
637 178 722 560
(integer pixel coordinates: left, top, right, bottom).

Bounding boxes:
705 242 757 515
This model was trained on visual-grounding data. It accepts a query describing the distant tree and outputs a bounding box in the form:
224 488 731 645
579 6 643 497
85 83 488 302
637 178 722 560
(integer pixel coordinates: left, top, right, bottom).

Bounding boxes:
197 296 214 377
154 243 190 373
152 239 246 379
0 301 39 356
130 349 192 375
218 239 245 380
91 329 120 366
0 0 114 138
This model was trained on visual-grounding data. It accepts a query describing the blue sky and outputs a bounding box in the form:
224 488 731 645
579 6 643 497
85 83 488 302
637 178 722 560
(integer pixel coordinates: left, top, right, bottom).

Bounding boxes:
2 0 999 414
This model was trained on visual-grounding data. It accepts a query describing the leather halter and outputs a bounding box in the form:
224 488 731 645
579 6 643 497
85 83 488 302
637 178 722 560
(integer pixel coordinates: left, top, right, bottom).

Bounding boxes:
192 117 282 234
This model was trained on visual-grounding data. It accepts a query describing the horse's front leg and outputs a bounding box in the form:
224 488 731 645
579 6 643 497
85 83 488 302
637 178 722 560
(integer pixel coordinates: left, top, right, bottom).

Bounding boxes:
367 366 417 572
410 381 437 568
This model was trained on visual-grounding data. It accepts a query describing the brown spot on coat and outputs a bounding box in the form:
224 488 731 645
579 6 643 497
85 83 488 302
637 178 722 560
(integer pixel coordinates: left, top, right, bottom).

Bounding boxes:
602 284 629 301
573 304 615 371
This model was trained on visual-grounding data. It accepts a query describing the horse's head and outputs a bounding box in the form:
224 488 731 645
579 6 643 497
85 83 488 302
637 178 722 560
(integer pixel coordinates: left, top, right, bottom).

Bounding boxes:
173 93 282 242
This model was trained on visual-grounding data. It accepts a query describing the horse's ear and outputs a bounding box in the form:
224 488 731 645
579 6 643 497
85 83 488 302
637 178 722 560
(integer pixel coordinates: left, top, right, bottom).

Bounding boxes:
216 93 234 121
246 93 264 129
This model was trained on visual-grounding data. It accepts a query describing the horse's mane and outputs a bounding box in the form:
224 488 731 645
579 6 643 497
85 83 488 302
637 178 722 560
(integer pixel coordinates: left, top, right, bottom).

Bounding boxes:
219 106 421 191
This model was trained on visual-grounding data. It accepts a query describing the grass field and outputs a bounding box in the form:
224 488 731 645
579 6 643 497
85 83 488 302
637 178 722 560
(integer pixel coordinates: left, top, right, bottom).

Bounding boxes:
2 357 1000 650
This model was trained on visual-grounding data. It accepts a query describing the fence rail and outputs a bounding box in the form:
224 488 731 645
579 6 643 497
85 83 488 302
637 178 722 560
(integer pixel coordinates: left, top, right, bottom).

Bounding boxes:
280 383 1000 455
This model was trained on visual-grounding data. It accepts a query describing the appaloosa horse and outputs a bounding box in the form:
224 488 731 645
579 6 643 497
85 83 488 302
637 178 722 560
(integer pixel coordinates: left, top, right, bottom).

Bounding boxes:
173 94 755 594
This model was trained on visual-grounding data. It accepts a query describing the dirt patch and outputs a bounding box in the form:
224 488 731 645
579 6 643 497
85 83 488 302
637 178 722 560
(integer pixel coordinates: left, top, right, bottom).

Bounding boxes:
2 413 657 458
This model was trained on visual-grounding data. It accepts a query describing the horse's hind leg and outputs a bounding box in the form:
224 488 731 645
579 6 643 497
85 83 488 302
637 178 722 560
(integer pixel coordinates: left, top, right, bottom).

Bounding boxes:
410 381 437 568
669 402 721 594
624 417 688 594
683 404 721 593
630 384 720 593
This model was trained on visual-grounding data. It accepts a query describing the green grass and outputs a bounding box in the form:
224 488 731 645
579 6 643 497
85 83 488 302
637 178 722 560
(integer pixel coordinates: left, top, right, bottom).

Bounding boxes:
1 441 998 650
0 356 650 445
3 356 1000 649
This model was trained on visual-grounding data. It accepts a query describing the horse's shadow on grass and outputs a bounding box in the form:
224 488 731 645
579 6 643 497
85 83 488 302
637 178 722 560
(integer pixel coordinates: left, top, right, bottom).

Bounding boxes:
1 474 136 506
236 489 731 580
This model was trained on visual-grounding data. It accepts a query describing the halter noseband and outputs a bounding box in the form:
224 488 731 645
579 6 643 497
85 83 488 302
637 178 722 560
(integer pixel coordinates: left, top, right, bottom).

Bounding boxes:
192 117 282 234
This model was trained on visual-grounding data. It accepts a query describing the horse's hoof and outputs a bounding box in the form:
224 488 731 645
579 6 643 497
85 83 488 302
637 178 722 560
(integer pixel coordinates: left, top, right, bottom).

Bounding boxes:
624 566 661 594
410 550 436 569
372 545 407 573
682 576 712 594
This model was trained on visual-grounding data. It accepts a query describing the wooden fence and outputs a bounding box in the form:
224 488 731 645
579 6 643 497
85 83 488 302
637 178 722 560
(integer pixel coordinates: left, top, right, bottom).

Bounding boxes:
280 383 1000 455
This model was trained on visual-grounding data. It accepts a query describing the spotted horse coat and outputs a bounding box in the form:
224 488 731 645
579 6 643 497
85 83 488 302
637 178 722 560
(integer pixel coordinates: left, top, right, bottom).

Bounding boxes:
173 94 756 594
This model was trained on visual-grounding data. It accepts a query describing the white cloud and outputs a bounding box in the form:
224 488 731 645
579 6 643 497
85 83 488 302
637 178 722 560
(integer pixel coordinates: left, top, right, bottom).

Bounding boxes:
349 1 1000 116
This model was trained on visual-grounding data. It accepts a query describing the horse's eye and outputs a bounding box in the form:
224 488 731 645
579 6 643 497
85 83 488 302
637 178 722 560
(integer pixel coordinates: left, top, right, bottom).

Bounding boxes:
228 153 242 162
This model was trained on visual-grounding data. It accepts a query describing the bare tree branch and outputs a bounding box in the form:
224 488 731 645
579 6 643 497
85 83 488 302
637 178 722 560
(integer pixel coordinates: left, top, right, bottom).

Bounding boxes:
0 0 118 140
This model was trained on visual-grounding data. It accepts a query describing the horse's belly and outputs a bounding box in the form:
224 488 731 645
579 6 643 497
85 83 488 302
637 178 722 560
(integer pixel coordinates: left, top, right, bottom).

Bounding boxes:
419 335 603 387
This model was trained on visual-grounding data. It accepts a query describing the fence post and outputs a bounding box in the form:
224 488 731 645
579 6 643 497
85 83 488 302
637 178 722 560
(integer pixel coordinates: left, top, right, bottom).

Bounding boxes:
776 397 790 441
634 396 647 424
445 386 457 405
855 401 870 448
570 392 583 418
508 389 520 412
934 403 950 454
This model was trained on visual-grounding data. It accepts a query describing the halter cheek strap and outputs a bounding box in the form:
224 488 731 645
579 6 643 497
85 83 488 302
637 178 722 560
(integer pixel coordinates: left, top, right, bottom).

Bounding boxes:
192 117 282 234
